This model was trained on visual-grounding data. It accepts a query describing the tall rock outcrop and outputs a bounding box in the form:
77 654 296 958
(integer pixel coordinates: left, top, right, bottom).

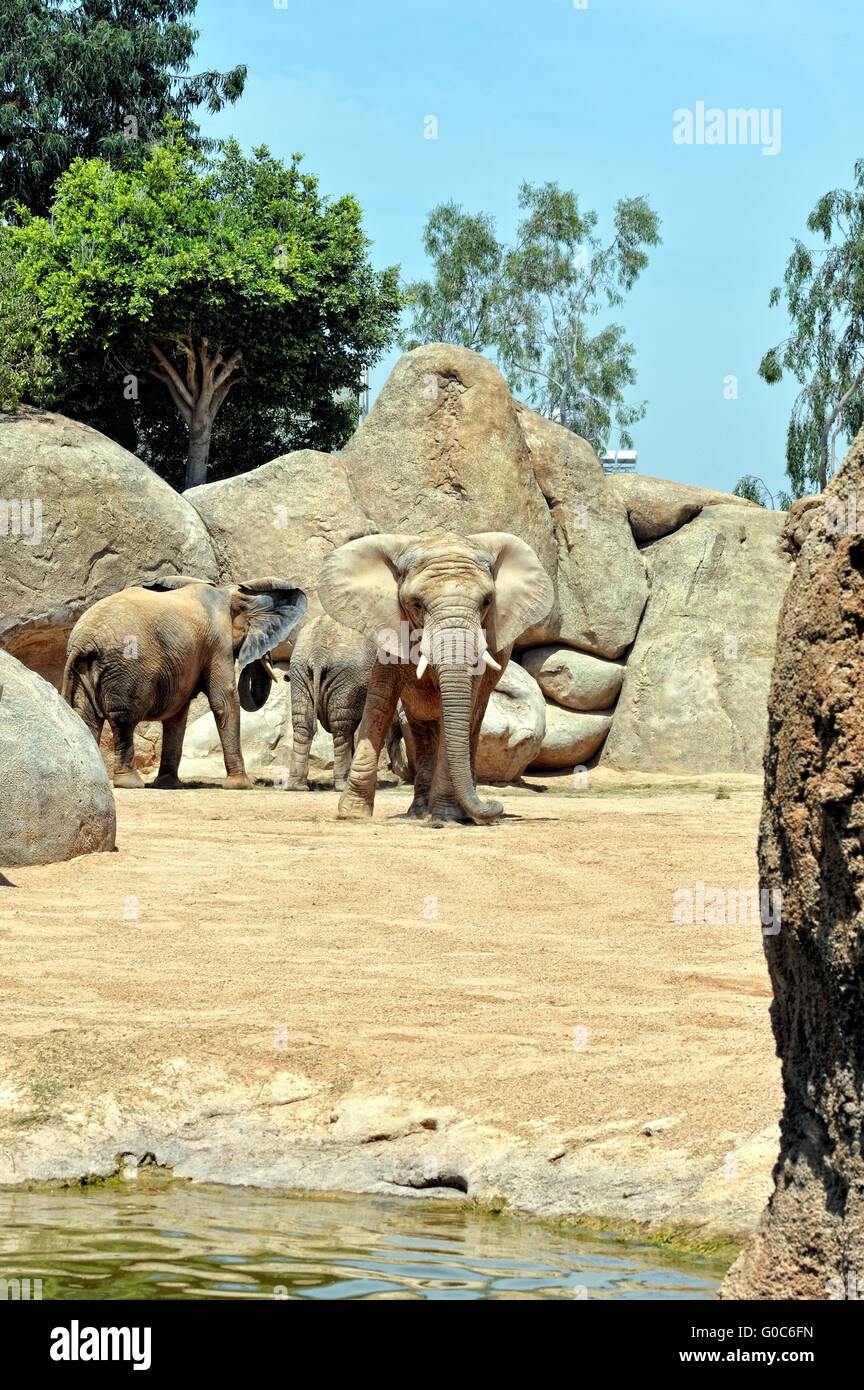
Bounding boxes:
722 431 864 1300
341 344 648 659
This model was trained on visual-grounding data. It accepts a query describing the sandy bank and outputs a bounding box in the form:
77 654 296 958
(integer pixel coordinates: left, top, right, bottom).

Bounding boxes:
0 778 779 1239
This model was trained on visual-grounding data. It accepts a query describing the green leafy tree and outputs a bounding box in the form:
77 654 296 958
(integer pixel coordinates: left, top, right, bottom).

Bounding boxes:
9 135 401 487
0 239 48 410
0 0 246 216
758 159 864 495
401 183 661 454
402 202 504 349
732 475 790 509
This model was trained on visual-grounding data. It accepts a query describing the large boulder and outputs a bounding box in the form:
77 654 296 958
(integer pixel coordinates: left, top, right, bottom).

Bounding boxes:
529 704 613 770
185 450 373 654
721 431 864 1301
475 661 546 782
0 410 218 687
521 645 624 712
341 345 647 659
602 504 792 774
606 473 756 543
0 650 115 866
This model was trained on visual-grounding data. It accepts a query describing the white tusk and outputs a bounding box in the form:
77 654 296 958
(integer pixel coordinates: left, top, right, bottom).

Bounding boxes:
482 650 502 672
416 654 429 681
261 655 278 682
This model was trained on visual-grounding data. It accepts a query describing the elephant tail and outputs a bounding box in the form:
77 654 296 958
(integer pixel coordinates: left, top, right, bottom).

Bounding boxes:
62 648 102 721
311 660 322 732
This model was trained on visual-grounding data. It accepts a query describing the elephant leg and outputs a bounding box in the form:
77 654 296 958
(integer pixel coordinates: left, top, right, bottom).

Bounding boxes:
151 704 190 789
109 715 144 789
405 719 437 818
205 661 252 790
337 665 400 820
331 723 355 791
286 672 314 790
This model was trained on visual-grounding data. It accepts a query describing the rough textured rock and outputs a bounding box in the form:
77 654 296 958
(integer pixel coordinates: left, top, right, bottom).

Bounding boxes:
782 494 823 557
0 409 218 687
602 504 793 774
475 661 546 782
721 431 864 1301
521 644 624 712
341 344 647 658
178 665 335 781
606 472 756 543
529 704 612 770
0 649 115 866
185 450 373 655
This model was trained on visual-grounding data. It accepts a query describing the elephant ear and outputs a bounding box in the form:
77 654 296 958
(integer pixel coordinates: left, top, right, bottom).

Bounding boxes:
137 575 210 592
468 533 554 650
231 579 308 667
318 535 414 660
238 659 273 713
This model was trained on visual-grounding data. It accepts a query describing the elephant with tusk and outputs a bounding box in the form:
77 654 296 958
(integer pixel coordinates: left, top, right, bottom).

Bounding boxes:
62 575 307 789
317 531 553 824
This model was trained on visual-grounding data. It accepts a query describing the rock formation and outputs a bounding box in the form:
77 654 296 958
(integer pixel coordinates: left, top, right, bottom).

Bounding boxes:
185 450 373 655
721 432 864 1300
602 503 792 774
0 649 115 866
0 409 217 688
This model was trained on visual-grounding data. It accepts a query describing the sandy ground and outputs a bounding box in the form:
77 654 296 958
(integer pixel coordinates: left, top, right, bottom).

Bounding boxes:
0 774 781 1240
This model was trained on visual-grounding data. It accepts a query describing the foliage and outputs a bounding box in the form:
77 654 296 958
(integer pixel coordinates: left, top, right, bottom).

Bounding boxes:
759 159 864 494
401 183 661 454
7 135 401 485
0 0 246 216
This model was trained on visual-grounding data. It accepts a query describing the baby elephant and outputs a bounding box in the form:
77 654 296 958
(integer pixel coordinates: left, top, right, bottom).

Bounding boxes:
63 575 307 789
286 614 403 790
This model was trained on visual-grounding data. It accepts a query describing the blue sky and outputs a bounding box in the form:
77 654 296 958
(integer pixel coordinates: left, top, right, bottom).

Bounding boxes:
194 0 861 496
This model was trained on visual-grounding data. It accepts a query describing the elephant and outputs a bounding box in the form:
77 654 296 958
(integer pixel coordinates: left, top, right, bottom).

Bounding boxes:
317 531 553 824
62 576 307 789
286 614 405 790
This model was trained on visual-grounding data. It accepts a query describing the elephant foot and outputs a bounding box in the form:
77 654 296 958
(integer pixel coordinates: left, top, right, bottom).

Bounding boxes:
224 772 254 790
337 788 373 819
113 769 145 789
333 778 348 792
282 779 309 792
427 798 476 825
404 796 431 820
151 774 183 790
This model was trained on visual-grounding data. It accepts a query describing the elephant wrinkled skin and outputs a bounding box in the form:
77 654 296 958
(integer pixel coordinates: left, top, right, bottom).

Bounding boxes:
318 531 553 824
286 615 404 791
62 576 307 789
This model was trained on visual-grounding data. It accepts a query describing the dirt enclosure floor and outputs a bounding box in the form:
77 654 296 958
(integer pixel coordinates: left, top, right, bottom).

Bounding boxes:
0 774 781 1242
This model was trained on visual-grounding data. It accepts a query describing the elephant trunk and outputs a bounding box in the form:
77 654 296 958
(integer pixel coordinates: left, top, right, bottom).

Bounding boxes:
426 612 503 824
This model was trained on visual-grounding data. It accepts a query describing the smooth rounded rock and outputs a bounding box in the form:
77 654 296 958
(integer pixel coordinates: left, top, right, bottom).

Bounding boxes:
521 645 624 711
0 649 116 866
528 704 613 770
475 661 546 782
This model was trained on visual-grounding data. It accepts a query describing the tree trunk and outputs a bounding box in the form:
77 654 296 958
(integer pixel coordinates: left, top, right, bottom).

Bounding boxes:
147 337 242 489
186 417 213 489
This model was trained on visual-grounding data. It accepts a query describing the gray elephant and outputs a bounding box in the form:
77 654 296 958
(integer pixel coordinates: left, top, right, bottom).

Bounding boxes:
286 614 404 790
318 531 553 824
62 576 307 789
